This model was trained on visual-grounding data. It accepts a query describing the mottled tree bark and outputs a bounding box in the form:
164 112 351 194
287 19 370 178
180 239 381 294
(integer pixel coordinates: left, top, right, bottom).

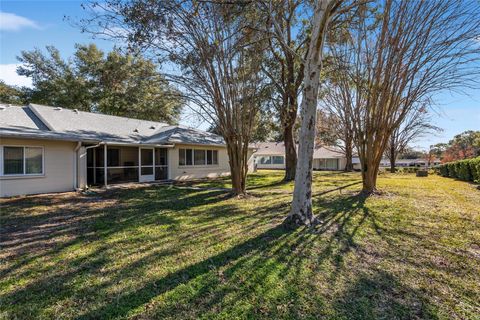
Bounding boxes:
287 0 338 227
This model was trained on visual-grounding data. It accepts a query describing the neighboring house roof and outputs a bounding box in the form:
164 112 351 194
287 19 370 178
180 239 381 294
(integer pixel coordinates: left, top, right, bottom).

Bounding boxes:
0 104 225 146
250 142 286 155
313 146 345 159
251 142 346 159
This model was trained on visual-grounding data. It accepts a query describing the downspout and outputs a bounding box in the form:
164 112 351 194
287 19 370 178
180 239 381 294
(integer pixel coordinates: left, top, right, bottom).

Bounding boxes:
73 141 81 190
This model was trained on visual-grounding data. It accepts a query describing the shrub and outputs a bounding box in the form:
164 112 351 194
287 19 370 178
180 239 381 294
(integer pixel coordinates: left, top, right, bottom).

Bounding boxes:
437 157 480 183
470 157 480 183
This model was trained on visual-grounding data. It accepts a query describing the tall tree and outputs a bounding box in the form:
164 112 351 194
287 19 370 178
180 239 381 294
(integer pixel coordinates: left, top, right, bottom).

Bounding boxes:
259 0 309 181
287 0 342 226
385 105 442 173
328 0 480 193
82 0 265 196
17 44 183 123
0 81 26 105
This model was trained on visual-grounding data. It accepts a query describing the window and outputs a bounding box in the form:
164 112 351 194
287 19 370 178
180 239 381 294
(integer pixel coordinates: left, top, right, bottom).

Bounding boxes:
194 149 206 165
4 147 23 174
179 148 219 166
326 159 338 169
259 156 272 164
207 150 213 165
272 156 284 165
186 149 193 165
26 147 43 174
2 146 43 175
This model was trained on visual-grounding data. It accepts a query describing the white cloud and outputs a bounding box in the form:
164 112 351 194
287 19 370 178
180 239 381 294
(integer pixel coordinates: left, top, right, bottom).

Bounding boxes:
0 64 33 88
0 12 39 31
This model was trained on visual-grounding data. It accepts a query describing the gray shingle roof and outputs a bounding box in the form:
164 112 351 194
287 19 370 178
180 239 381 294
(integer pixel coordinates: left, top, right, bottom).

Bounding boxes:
250 142 287 155
251 141 346 159
312 146 345 159
0 104 225 146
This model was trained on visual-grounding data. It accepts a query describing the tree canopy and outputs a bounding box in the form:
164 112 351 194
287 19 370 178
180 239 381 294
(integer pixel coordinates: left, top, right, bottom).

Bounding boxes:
17 44 183 123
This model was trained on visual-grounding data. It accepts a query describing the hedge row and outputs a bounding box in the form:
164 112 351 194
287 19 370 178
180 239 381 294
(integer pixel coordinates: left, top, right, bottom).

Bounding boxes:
436 157 480 183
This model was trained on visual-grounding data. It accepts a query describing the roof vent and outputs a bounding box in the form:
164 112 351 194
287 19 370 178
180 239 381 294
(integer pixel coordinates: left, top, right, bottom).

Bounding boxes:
133 128 139 133
54 107 62 111
0 105 6 110
73 109 79 114
150 126 156 129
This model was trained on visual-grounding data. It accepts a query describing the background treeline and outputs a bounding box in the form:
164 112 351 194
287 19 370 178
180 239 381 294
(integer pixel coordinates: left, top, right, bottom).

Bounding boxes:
0 44 184 123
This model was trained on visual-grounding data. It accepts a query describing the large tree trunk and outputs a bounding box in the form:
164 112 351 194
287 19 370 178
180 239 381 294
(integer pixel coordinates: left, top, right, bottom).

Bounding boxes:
362 156 380 194
283 118 297 181
287 0 334 227
226 139 248 196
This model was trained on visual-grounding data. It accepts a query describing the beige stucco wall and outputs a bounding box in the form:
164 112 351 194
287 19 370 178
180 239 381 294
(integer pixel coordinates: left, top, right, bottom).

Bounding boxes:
0 138 77 197
168 144 231 180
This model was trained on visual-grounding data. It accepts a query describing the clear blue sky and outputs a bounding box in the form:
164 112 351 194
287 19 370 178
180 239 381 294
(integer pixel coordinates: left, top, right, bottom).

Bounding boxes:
1 1 479 149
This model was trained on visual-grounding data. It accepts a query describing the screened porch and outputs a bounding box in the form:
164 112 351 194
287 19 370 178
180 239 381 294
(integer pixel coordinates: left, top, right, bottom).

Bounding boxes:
86 145 168 186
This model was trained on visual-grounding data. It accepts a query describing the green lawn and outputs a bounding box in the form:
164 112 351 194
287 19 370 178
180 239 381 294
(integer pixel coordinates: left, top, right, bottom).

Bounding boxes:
1 171 479 319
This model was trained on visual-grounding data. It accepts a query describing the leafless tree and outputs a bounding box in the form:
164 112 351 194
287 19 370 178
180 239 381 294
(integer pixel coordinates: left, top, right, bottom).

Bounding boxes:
328 0 480 194
320 80 356 171
81 0 265 196
385 105 442 173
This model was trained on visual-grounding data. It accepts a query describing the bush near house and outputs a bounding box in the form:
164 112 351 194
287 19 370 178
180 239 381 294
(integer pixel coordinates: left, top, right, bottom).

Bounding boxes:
437 157 480 183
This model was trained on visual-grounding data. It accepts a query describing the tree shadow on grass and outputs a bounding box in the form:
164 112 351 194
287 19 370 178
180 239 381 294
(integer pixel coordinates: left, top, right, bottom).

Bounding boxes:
1 185 441 319
71 193 386 319
0 187 233 280
333 270 440 320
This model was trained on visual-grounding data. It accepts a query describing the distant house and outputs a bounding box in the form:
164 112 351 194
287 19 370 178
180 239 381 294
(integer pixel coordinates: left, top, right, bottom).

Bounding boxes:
249 142 348 171
0 104 231 197
379 158 441 168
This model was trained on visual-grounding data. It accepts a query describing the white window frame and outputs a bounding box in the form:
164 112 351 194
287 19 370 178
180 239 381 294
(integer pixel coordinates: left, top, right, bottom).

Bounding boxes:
179 148 219 167
0 145 45 176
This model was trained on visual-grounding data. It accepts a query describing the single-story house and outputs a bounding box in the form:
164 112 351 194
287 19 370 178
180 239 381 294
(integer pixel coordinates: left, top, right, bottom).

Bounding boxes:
249 142 348 171
0 103 231 197
379 158 441 167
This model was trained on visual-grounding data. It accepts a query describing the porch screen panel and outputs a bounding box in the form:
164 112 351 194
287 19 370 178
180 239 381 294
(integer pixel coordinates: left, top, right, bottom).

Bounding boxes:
106 147 139 184
155 148 168 180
